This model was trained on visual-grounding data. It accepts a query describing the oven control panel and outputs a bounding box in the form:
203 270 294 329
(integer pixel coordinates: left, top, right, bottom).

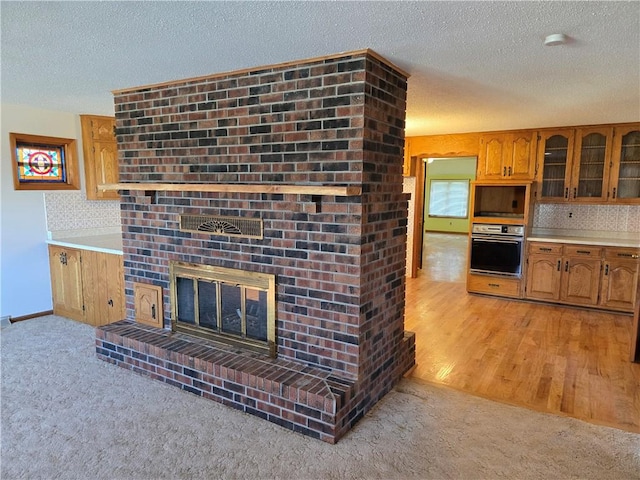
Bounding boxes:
472 224 524 236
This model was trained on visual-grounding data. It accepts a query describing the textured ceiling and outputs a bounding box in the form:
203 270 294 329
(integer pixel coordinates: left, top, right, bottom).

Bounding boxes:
1 1 638 136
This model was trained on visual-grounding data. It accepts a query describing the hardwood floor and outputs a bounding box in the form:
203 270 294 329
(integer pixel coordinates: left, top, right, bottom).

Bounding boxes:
405 232 640 433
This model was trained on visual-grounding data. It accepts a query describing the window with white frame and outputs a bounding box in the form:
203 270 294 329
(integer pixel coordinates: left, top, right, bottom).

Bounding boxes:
428 179 469 218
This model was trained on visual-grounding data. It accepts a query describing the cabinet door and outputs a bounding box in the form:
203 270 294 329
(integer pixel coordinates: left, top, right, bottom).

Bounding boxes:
478 133 508 180
608 124 640 203
48 245 85 321
600 248 639 312
560 257 602 305
82 250 125 326
506 131 536 180
525 254 562 300
134 283 163 327
90 141 119 200
570 127 613 202
536 129 574 201
81 115 119 201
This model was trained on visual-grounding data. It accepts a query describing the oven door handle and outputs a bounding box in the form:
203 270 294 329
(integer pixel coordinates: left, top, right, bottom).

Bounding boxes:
472 236 522 244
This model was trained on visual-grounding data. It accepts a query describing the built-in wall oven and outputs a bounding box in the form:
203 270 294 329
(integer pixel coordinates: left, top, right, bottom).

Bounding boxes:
470 223 525 277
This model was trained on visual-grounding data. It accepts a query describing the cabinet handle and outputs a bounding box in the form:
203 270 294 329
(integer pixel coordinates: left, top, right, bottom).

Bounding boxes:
604 264 609 276
151 304 156 320
508 166 512 176
573 187 577 199
108 299 114 307
488 283 500 288
503 166 506 177
576 250 591 255
564 187 569 199
616 252 638 258
59 252 67 265
612 188 616 199
565 261 569 272
557 260 561 271
539 247 552 252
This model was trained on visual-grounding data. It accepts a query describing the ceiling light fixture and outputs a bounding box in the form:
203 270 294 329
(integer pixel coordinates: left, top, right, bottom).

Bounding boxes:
544 33 568 46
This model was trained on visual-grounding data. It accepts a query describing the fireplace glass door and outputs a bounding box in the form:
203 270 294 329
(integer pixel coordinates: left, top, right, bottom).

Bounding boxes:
171 262 275 356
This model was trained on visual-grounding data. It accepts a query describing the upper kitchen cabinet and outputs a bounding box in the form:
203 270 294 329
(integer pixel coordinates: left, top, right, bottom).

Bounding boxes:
80 115 119 200
534 124 639 204
608 124 640 204
535 129 575 201
570 126 613 203
477 131 537 181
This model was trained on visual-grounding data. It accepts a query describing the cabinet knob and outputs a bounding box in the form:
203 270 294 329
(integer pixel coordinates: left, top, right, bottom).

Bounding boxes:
108 299 114 307
557 260 561 271
565 261 569 272
59 252 67 265
604 264 609 276
612 188 616 199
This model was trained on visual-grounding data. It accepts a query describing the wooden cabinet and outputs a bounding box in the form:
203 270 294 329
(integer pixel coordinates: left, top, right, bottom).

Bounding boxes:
608 124 640 203
526 242 639 312
466 273 521 298
48 245 85 321
560 246 602 306
80 115 119 200
525 243 601 306
81 250 125 326
600 247 640 311
134 283 163 327
48 246 124 325
536 123 639 204
525 243 563 301
477 131 537 181
535 129 575 201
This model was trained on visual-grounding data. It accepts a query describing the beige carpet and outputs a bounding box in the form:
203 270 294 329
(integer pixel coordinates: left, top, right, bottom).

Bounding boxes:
1 315 638 480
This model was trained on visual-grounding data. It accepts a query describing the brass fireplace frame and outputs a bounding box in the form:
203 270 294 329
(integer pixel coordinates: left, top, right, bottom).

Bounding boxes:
170 262 276 356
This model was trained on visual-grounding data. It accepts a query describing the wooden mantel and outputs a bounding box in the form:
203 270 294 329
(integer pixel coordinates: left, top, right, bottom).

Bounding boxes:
99 183 362 196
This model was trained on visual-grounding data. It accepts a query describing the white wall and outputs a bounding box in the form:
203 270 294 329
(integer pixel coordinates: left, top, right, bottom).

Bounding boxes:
0 105 83 318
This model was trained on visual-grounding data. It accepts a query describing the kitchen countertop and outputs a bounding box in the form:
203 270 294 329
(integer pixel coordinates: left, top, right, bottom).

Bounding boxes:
46 233 123 255
528 228 640 248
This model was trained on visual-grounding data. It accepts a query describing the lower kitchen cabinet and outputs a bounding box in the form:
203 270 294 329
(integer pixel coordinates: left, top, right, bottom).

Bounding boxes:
600 247 640 311
48 245 85 321
48 245 125 325
525 242 639 312
466 273 521 298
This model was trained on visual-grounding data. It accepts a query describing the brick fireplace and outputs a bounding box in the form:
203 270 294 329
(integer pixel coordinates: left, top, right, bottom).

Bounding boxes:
95 49 416 443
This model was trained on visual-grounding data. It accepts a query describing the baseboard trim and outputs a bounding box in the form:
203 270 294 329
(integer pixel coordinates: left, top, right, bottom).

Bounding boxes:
10 310 54 323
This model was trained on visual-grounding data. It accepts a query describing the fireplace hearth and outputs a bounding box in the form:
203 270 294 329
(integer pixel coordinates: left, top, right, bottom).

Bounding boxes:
95 49 416 443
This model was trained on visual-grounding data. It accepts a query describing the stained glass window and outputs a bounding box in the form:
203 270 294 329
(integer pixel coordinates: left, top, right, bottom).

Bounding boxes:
9 132 80 191
15 144 66 183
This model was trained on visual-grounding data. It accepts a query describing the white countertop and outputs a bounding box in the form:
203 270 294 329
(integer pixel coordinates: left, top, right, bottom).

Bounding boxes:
47 233 123 255
528 228 640 248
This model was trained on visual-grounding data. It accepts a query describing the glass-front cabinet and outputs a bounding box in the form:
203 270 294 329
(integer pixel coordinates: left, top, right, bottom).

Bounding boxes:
609 125 640 203
536 129 574 201
536 124 639 204
570 126 613 202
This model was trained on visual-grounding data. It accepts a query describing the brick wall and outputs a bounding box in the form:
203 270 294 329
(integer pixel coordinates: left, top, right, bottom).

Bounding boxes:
108 49 415 442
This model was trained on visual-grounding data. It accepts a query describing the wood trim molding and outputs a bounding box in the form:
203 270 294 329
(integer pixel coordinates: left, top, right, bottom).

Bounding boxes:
99 183 362 196
112 48 408 95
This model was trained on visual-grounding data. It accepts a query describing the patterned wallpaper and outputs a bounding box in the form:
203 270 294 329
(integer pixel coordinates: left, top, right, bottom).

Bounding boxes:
44 191 121 234
533 203 640 232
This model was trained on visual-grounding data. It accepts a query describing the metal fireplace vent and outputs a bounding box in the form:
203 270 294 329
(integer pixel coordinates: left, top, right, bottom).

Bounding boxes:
180 215 263 239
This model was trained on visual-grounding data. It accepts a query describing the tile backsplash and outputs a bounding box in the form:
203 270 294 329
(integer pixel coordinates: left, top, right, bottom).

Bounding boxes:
533 203 640 232
44 191 121 233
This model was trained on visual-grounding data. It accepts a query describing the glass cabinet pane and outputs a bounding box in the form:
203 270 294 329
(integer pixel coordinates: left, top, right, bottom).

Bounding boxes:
541 134 570 198
576 132 606 199
616 130 640 199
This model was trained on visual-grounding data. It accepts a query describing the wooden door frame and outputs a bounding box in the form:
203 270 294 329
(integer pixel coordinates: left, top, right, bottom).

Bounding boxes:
409 152 478 278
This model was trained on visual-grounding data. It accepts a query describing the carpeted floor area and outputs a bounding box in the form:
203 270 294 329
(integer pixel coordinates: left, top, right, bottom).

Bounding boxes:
1 315 639 480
